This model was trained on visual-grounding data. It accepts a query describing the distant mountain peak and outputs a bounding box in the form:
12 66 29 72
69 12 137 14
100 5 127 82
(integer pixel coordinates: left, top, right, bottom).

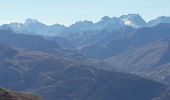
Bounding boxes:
120 14 142 21
120 13 147 28
0 24 13 31
121 13 141 17
98 16 121 24
100 16 111 22
158 16 170 19
73 20 94 25
25 18 40 25
52 23 66 27
148 16 170 27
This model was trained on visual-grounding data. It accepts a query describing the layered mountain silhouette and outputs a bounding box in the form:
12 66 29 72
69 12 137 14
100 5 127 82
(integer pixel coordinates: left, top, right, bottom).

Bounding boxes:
0 14 170 100
4 14 170 37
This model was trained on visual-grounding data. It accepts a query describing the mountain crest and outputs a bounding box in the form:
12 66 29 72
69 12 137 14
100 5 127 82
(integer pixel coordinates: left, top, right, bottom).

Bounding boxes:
3 14 170 36
148 16 170 27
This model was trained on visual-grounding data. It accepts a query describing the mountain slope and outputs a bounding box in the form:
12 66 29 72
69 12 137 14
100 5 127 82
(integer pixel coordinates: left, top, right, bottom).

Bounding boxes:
0 88 42 100
148 16 170 27
0 45 168 100
106 39 170 85
0 28 60 51
80 23 170 59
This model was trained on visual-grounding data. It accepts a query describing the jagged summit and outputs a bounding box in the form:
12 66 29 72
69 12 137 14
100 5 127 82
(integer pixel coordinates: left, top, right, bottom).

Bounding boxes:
120 14 147 28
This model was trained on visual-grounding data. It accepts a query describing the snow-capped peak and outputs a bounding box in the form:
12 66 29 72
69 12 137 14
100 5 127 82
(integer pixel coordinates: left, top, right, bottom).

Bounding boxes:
122 18 139 28
120 14 147 28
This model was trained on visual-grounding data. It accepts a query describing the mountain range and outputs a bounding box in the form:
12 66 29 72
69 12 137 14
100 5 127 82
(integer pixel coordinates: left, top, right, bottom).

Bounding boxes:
4 14 170 37
1 14 170 100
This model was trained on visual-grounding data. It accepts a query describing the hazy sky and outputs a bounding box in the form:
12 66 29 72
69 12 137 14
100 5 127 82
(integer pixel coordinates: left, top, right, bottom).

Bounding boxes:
0 0 169 26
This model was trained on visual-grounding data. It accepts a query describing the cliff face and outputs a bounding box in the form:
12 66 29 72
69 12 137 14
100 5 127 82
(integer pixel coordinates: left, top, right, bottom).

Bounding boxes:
0 88 42 100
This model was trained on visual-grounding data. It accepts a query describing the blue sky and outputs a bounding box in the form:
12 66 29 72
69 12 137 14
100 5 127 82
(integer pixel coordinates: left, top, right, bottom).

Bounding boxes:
0 0 169 26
